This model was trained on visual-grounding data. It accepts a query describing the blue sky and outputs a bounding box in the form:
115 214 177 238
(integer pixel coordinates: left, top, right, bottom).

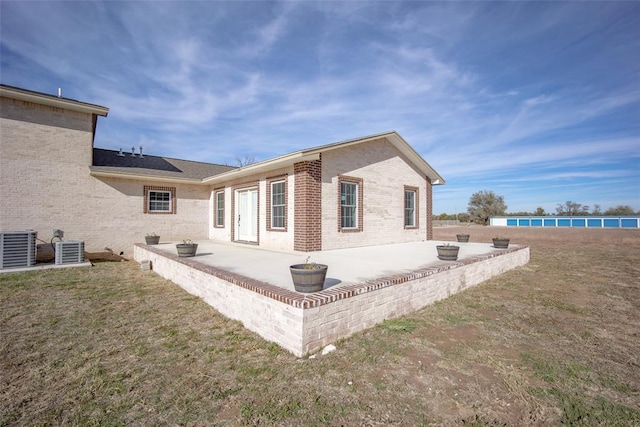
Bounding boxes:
1 1 638 214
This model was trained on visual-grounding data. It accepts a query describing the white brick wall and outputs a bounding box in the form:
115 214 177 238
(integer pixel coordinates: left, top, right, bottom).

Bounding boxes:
134 245 306 353
1 96 434 255
302 247 530 353
0 97 211 254
321 138 429 250
208 166 296 251
135 243 530 357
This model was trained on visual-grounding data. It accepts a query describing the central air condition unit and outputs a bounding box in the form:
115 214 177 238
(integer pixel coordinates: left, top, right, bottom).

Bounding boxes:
55 240 85 265
0 231 37 269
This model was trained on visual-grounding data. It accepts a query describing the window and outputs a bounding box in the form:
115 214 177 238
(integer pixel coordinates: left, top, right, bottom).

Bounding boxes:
404 186 419 229
215 190 225 227
271 180 285 229
337 175 363 232
341 181 358 229
405 190 416 227
144 186 176 214
149 191 171 212
267 176 287 231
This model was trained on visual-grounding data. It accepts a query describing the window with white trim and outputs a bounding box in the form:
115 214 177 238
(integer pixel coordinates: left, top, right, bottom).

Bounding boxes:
149 190 171 212
271 180 285 229
341 181 358 229
144 185 176 214
215 190 225 227
405 189 416 227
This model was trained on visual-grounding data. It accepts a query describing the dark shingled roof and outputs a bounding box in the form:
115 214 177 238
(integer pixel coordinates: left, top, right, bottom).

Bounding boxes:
91 148 237 180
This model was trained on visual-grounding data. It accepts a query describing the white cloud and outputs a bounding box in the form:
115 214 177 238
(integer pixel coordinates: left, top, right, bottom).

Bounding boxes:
2 1 638 212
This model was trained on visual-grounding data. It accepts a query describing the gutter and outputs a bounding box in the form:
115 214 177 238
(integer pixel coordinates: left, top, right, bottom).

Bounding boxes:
89 168 206 185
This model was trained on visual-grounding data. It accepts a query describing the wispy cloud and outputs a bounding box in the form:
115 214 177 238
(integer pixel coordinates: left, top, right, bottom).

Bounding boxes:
1 0 638 212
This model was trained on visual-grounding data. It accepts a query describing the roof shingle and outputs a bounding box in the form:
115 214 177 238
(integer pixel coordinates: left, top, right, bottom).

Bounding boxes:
91 148 236 180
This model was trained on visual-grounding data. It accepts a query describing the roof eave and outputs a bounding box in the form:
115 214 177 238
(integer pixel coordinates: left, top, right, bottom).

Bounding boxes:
204 131 445 185
299 131 446 185
0 85 109 116
386 132 446 185
202 152 320 184
91 131 445 186
89 168 205 184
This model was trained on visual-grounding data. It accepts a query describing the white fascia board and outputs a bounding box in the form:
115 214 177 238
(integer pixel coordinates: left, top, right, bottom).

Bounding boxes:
89 169 205 185
386 133 446 185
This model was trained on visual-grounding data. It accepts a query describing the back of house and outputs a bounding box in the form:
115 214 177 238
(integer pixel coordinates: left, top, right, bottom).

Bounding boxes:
1 83 445 258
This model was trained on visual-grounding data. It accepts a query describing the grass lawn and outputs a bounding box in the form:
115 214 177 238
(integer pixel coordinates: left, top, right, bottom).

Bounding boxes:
1 227 639 426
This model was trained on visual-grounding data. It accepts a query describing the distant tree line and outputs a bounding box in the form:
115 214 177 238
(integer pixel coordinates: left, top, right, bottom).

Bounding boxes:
435 190 639 225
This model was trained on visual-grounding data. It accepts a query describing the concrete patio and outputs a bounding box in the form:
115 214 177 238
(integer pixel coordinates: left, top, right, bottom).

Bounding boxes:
134 239 530 357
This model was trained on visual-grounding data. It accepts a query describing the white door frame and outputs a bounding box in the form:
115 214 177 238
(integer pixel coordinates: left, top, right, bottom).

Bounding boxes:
235 187 258 243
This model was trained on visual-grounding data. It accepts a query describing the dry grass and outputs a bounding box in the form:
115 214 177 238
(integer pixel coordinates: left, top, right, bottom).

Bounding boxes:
1 227 639 426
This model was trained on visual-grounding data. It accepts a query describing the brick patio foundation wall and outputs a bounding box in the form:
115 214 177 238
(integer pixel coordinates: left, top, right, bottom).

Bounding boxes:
300 246 529 353
134 245 306 352
134 244 530 357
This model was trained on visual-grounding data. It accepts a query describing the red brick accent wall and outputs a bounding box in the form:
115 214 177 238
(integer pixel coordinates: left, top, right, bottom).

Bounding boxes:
294 157 322 251
426 176 433 240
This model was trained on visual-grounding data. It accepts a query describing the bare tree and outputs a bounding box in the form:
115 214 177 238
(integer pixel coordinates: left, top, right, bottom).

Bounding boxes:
234 155 256 167
467 190 507 225
556 201 589 216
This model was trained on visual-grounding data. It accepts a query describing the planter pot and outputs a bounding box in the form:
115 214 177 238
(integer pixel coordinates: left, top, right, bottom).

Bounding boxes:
456 234 470 243
289 264 328 293
176 243 198 257
492 238 510 249
436 245 460 261
145 235 160 245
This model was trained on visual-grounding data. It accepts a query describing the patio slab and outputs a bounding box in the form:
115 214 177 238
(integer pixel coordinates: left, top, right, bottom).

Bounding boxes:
134 240 530 356
141 240 509 291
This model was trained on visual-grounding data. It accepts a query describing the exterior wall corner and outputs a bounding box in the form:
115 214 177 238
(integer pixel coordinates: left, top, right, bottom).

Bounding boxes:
293 156 322 251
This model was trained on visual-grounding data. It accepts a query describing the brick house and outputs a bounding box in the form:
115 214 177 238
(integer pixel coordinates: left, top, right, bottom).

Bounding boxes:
1 84 445 255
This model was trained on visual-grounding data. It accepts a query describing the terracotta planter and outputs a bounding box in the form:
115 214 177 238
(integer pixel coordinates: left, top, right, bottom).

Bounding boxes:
456 234 470 243
176 243 198 257
145 235 160 245
436 245 460 261
492 238 510 249
290 264 328 293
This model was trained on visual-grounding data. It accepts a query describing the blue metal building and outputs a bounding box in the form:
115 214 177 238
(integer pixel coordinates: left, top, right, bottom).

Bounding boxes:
490 216 640 228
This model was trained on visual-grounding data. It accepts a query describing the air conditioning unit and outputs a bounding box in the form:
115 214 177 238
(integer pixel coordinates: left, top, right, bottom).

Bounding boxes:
55 240 85 265
0 231 37 269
